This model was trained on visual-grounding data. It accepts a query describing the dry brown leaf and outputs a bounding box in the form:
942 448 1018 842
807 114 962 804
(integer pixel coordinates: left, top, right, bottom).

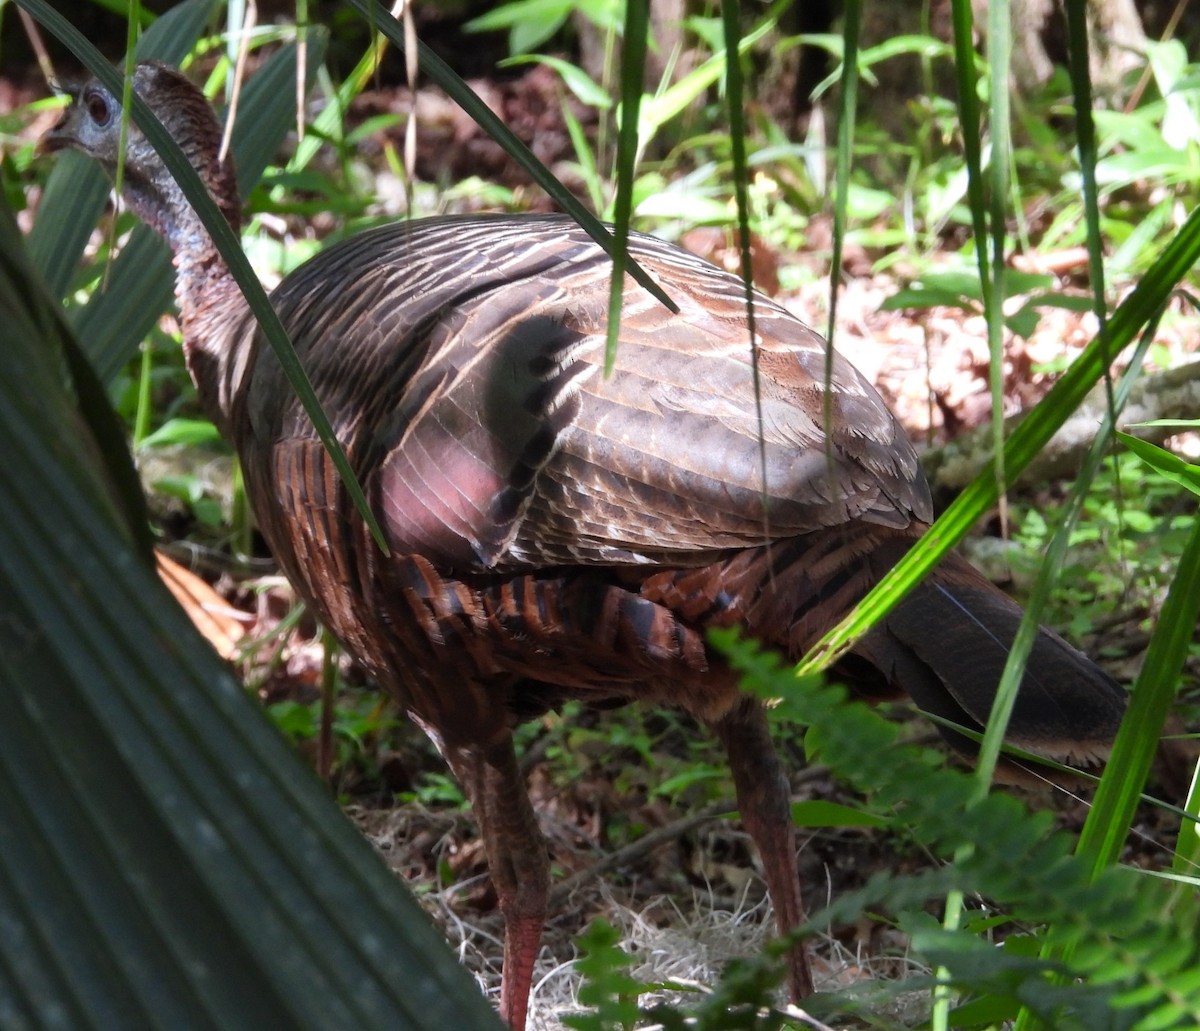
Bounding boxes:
156 550 247 659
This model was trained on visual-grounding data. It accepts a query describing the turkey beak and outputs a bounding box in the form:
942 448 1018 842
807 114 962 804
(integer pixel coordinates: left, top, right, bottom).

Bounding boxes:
38 96 82 156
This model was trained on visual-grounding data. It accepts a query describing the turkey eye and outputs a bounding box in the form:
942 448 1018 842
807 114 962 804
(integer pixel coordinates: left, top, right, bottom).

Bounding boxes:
84 89 111 127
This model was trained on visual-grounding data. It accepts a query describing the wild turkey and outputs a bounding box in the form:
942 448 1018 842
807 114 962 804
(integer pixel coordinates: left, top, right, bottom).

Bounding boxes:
44 62 1125 1029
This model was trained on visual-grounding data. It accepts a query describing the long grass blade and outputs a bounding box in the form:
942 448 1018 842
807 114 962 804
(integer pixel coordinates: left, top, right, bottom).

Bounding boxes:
719 0 769 506
605 0 648 373
823 0 861 526
1078 397 1185 880
824 0 859 352
949 0 991 308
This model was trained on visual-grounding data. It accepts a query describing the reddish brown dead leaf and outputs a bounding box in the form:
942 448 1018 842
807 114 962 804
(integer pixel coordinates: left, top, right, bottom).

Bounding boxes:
156 550 247 659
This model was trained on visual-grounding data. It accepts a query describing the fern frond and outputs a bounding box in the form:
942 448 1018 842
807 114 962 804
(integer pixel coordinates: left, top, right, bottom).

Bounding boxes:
710 630 1200 1029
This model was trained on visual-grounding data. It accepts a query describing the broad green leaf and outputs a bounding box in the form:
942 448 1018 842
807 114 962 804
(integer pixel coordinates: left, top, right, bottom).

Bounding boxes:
133 0 216 62
1093 108 1176 153
884 268 1052 313
1005 306 1040 340
502 54 613 109
74 228 175 383
881 284 981 311
1020 292 1098 313
791 800 888 829
859 33 954 66
948 993 1021 1026
654 767 725 798
464 0 574 53
24 151 111 298
1096 148 1193 187
139 417 224 449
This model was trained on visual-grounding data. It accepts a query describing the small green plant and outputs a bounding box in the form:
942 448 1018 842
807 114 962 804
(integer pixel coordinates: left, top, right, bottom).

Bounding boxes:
150 471 227 527
465 0 621 57
880 265 1065 339
269 688 404 793
568 914 801 1031
1008 448 1196 637
398 771 467 809
565 919 645 1031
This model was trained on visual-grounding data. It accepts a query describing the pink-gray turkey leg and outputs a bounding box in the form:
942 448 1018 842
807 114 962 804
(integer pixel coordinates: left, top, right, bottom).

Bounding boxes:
446 735 549 1031
712 698 815 999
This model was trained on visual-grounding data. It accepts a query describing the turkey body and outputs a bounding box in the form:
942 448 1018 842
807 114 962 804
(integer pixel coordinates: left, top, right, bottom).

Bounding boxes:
231 214 927 742
44 63 1126 1031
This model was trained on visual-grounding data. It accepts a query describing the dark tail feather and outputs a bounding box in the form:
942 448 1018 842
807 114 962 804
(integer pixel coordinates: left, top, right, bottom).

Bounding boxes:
679 522 1125 769
854 552 1126 768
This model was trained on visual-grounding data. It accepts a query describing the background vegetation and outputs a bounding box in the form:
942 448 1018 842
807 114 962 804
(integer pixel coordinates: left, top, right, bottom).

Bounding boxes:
3 0 1200 1028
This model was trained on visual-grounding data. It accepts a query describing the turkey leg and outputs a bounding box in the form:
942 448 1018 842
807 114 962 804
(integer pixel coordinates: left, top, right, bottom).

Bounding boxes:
447 735 550 1031
712 697 815 999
